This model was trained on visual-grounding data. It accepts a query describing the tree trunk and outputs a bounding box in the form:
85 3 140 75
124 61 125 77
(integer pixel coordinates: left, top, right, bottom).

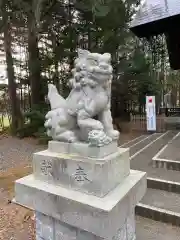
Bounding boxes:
27 17 42 108
51 36 60 91
179 80 180 107
54 56 59 90
87 21 91 50
3 12 21 134
68 1 74 70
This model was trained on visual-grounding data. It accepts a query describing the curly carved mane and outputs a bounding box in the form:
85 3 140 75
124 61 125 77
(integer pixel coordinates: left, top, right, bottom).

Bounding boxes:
70 49 113 89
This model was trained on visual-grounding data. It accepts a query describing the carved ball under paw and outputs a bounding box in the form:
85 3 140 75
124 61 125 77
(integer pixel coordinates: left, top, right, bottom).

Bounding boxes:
88 130 112 147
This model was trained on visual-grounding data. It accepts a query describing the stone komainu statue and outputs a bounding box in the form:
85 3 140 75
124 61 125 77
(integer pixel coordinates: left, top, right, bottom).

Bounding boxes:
44 49 119 146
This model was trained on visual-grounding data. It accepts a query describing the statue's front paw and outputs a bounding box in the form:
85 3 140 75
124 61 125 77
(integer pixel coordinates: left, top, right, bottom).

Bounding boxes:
95 121 104 130
44 119 51 128
47 129 52 137
107 130 120 140
68 136 77 143
56 130 78 143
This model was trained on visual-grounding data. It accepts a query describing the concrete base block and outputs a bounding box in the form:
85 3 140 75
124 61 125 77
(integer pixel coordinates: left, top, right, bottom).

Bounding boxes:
33 148 130 197
14 140 146 240
48 141 118 159
35 211 133 240
15 170 146 239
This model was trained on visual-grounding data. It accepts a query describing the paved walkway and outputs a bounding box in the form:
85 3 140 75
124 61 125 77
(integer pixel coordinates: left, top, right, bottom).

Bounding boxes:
129 131 180 182
136 216 180 240
159 132 180 161
123 131 180 239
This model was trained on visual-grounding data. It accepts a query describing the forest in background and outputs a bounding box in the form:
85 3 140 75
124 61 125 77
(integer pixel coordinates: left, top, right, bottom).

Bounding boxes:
0 0 180 140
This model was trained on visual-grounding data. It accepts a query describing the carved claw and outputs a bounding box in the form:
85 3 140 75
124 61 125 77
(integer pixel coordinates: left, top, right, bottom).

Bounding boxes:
55 130 78 143
68 136 77 143
107 130 119 140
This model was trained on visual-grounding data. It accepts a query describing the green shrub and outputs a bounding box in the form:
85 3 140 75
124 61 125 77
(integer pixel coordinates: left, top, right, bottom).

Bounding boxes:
16 103 51 144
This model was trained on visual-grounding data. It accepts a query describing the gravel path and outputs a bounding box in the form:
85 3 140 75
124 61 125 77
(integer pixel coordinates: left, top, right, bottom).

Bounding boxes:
0 136 45 172
0 136 45 240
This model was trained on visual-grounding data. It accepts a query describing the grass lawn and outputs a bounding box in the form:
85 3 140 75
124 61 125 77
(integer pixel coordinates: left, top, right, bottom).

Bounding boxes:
0 115 11 129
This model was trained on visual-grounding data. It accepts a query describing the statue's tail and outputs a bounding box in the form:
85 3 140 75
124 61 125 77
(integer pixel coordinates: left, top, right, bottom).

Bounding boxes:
47 84 66 110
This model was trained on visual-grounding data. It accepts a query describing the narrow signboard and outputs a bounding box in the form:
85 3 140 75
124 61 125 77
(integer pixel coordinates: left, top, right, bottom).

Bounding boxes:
146 96 156 132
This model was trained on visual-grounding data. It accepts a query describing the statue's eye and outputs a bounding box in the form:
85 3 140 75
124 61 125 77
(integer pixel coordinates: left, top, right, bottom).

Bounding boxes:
89 59 98 66
99 62 108 68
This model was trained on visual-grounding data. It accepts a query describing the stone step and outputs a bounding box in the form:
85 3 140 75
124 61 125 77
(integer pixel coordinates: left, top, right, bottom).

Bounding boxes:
148 167 180 184
136 188 180 226
153 158 180 171
152 132 180 171
130 130 180 193
136 216 180 240
147 177 180 194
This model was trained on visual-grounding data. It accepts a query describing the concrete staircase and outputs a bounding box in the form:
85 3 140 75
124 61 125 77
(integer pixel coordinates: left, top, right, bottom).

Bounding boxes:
122 131 180 239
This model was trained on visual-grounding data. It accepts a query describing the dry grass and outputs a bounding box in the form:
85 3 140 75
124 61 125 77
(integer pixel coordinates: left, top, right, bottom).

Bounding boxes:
0 164 35 240
0 164 32 198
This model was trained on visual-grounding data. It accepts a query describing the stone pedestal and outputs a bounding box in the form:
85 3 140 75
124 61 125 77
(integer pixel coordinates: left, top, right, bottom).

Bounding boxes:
14 141 146 240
